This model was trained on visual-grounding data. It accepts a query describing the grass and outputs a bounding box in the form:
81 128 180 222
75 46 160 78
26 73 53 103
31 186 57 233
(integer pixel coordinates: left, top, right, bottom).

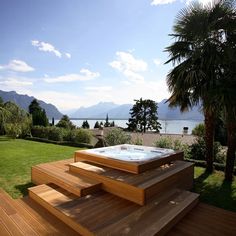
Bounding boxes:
194 167 236 212
0 136 80 198
0 136 235 212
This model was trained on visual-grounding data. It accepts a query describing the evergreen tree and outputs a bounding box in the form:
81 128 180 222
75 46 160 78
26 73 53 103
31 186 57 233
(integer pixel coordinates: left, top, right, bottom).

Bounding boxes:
94 121 100 128
56 115 75 129
104 114 110 127
28 99 49 127
127 98 161 133
82 120 90 129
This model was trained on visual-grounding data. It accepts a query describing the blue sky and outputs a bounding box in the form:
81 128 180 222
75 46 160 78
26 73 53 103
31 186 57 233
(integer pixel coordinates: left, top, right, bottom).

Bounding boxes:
0 0 212 112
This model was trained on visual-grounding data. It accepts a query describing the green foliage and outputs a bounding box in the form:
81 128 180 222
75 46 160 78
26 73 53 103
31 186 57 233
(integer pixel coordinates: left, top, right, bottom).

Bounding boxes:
56 115 75 129
29 99 49 127
104 114 110 127
81 120 90 129
48 126 64 141
31 126 49 139
94 121 100 128
110 121 115 127
155 137 172 149
132 136 143 145
0 101 32 137
105 128 131 146
73 128 92 144
192 123 205 137
127 98 161 133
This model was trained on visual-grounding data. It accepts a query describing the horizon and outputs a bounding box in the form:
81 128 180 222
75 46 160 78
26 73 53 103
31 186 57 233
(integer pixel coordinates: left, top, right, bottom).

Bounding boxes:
0 0 212 111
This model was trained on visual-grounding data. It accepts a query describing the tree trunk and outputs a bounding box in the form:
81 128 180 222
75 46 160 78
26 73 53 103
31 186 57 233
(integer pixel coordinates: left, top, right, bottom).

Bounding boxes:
225 120 236 181
204 109 215 172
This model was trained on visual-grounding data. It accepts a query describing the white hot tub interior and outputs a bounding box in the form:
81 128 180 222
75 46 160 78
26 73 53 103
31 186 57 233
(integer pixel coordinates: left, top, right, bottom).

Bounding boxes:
84 144 175 162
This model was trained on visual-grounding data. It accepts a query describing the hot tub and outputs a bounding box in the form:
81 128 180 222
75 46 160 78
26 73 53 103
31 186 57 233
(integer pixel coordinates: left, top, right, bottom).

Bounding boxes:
75 144 183 174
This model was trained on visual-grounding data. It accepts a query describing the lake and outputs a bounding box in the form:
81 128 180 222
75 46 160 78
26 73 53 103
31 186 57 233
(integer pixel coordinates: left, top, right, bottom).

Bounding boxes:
55 119 203 135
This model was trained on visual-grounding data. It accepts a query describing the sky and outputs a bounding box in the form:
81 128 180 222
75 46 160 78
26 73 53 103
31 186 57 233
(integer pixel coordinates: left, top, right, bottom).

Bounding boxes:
0 0 213 112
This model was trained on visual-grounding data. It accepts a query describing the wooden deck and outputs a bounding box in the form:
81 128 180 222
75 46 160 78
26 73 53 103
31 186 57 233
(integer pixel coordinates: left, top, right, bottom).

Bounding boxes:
69 160 194 205
1 188 236 235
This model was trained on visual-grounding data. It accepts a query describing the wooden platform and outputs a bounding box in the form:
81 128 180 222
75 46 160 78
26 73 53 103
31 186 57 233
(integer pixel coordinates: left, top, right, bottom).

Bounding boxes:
0 188 78 236
74 146 183 174
69 160 194 205
29 184 199 236
32 159 101 197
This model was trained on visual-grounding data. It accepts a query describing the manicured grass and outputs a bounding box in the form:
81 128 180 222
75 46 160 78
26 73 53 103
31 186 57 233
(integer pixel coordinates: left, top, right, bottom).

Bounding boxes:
194 167 236 212
0 136 80 198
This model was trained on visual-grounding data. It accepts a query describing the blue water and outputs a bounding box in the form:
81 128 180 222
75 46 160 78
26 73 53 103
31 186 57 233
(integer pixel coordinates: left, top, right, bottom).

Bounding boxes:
55 119 203 134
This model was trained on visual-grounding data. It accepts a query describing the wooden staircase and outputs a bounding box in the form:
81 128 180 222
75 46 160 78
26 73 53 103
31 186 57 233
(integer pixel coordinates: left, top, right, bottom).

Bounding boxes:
29 149 200 235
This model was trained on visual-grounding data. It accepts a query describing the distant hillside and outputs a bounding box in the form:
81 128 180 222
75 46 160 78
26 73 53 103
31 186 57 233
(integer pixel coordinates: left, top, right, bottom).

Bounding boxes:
0 90 63 119
71 100 204 120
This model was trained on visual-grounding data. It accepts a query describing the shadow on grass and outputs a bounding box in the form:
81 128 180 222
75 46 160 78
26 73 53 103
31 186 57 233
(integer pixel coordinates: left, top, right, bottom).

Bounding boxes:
194 170 236 212
0 136 14 141
15 182 35 197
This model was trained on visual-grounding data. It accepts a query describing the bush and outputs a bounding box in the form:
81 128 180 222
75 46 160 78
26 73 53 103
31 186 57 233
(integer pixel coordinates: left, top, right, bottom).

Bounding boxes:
31 126 49 139
192 123 205 136
4 123 22 138
154 137 172 149
48 127 64 141
132 136 143 145
73 128 92 144
105 128 131 146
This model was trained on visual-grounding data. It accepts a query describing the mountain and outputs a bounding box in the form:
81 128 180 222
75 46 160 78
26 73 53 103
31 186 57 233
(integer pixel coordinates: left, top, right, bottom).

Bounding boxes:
0 90 63 119
71 99 204 120
71 102 120 118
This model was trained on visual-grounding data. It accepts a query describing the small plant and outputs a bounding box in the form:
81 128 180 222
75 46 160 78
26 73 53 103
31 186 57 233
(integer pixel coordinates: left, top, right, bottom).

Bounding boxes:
192 123 205 137
154 137 172 149
48 126 64 141
105 128 131 146
133 136 143 145
74 128 92 144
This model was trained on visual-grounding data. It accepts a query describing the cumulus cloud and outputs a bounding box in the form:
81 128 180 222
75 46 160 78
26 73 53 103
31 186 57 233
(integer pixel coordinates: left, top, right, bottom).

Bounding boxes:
65 53 71 59
151 0 177 5
44 69 100 83
0 60 34 72
109 51 147 83
153 58 162 66
31 40 62 58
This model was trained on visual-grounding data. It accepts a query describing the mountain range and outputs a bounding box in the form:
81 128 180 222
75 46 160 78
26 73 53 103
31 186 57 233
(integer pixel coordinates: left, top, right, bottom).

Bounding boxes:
71 100 204 120
0 90 204 120
0 90 63 119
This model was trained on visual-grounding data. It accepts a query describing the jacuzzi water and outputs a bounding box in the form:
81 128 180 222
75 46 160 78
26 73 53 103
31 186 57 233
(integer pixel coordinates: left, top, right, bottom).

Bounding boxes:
84 144 175 162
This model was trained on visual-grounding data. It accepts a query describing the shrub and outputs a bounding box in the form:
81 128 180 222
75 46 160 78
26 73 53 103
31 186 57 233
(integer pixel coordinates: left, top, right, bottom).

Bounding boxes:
132 136 143 145
4 123 22 138
31 126 49 139
192 123 205 137
154 137 172 149
105 128 131 146
48 127 64 141
73 128 92 144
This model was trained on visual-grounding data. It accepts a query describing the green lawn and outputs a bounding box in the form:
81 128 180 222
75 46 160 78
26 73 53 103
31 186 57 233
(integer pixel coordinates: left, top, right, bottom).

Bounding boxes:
0 136 235 212
194 167 236 212
0 136 80 198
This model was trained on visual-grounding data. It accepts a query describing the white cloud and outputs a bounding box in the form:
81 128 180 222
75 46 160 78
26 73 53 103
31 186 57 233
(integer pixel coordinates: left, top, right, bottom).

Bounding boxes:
44 69 100 83
186 0 214 5
31 40 62 58
85 86 112 92
151 0 177 5
0 60 34 72
65 53 71 59
153 58 162 66
109 51 147 83
0 78 33 87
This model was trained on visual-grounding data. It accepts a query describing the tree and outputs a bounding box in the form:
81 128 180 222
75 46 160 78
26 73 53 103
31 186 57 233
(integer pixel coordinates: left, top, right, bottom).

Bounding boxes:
94 121 100 129
82 120 90 129
165 0 235 173
56 115 75 129
127 98 161 133
104 114 110 127
29 99 48 127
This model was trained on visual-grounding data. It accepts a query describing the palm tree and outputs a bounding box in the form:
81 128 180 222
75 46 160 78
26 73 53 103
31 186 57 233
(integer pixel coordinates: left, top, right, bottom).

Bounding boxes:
165 0 235 173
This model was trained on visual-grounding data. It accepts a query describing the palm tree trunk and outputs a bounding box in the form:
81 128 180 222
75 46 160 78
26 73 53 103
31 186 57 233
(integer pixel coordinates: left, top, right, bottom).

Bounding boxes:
204 109 215 172
225 120 236 181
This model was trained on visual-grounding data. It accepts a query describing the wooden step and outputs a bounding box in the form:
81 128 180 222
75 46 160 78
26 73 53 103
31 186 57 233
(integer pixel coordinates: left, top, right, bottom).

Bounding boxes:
32 159 101 197
29 184 199 236
69 160 194 205
0 188 79 236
